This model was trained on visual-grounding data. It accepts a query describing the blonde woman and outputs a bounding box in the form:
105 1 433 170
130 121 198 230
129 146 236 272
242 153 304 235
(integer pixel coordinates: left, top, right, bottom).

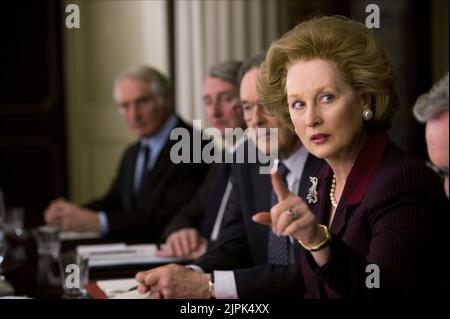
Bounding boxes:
255 16 448 298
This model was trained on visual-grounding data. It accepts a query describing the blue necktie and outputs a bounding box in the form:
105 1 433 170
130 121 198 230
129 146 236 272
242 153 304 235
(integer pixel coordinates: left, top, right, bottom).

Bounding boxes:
135 144 151 194
267 162 290 265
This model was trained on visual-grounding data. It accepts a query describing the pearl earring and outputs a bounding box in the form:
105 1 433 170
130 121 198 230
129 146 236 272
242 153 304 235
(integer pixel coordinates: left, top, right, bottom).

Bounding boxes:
362 109 373 121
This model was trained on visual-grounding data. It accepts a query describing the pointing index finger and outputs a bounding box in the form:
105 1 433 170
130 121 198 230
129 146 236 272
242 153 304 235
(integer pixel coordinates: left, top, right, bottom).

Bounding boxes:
271 170 290 202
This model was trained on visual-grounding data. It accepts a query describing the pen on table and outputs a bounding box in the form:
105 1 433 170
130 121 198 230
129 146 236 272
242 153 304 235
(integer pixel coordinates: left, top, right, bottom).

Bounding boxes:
107 285 139 296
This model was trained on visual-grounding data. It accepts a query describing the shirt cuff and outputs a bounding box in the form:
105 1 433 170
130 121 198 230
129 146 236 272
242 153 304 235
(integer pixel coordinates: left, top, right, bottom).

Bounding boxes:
186 265 204 273
214 271 238 299
98 211 109 236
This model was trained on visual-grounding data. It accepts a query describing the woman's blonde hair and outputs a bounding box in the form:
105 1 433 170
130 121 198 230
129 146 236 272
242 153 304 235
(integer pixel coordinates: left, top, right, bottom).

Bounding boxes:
257 16 399 131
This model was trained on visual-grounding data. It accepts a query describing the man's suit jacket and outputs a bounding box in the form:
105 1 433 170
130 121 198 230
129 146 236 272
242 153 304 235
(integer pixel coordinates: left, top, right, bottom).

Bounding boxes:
300 132 449 299
85 117 210 241
195 143 324 299
161 162 221 240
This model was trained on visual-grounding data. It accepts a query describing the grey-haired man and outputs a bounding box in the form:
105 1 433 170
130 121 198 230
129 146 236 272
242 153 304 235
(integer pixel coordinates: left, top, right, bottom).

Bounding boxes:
413 73 449 198
135 53 323 299
158 61 246 259
44 65 209 240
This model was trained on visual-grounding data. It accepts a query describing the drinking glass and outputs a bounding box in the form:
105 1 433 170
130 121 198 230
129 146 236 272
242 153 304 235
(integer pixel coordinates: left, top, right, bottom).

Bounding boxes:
33 225 61 258
7 207 25 238
59 253 90 298
0 228 8 282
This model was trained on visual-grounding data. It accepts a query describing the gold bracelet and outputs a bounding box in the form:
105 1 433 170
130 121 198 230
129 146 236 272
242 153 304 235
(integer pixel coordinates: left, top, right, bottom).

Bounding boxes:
297 224 331 252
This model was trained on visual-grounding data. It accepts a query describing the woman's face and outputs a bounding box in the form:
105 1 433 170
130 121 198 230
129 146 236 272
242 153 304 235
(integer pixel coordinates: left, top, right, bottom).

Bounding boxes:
286 59 368 162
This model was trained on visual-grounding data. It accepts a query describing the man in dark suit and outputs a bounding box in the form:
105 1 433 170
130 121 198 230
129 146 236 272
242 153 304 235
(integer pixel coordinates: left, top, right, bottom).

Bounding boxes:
44 65 209 241
413 72 449 199
135 53 324 298
157 60 245 259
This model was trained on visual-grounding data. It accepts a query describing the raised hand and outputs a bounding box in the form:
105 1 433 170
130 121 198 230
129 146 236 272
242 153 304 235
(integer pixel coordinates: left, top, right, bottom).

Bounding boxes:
253 170 320 245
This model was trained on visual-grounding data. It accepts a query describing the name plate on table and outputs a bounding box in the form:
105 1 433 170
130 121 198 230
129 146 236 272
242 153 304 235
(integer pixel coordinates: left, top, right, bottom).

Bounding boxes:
76 243 187 268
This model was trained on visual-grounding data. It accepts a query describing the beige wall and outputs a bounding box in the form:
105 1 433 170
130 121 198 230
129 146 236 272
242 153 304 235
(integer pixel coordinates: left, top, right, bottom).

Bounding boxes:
431 0 449 82
63 0 169 203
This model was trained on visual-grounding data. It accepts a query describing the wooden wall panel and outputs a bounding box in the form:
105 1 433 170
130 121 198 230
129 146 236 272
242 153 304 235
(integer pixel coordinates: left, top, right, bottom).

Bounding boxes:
0 0 67 228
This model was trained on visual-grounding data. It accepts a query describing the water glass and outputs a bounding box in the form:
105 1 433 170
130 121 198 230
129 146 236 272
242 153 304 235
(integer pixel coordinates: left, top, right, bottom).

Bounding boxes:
33 225 61 258
7 207 25 238
0 228 7 279
0 231 6 269
59 253 90 298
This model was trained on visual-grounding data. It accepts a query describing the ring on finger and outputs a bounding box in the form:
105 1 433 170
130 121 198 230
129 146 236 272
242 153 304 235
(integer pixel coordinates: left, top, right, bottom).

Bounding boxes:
286 208 299 220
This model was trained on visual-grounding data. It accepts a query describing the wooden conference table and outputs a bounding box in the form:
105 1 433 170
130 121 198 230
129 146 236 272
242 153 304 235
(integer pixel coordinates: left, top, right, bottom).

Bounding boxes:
2 231 186 299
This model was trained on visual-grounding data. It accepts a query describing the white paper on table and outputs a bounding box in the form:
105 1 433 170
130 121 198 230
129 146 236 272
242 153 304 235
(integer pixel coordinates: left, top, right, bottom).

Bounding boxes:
76 243 127 256
96 278 148 299
77 243 187 267
59 231 102 241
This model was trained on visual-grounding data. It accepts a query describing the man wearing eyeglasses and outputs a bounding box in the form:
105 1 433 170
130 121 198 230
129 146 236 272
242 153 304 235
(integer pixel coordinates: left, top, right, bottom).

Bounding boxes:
135 53 324 299
413 72 449 198
157 61 245 259
44 65 209 240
